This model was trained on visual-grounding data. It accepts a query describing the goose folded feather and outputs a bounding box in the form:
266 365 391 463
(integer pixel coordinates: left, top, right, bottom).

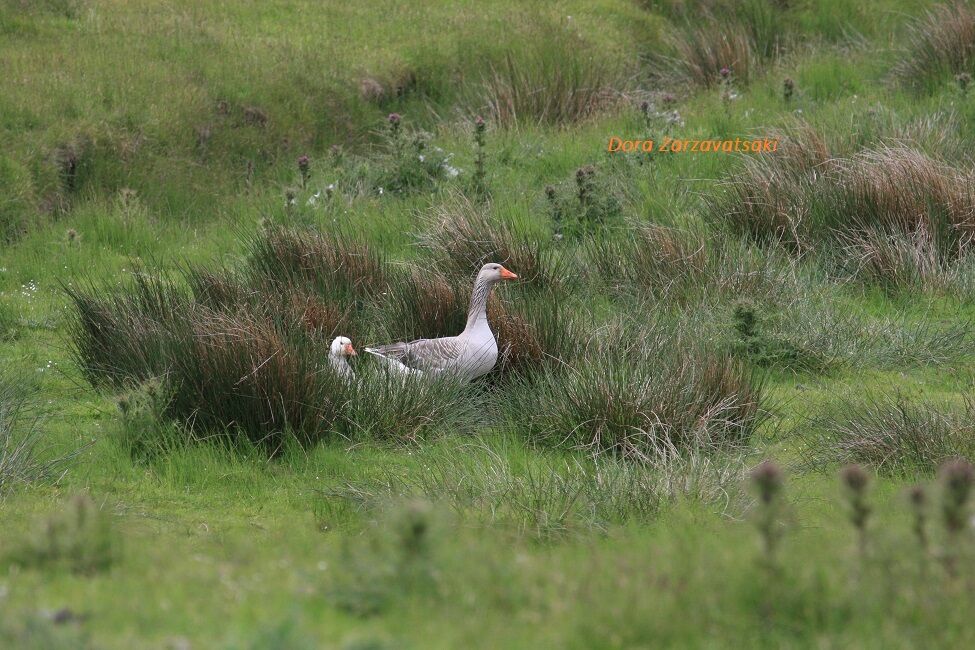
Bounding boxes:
366 263 518 381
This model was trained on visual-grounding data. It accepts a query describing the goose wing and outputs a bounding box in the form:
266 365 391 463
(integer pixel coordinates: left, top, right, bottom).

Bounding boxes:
365 337 461 374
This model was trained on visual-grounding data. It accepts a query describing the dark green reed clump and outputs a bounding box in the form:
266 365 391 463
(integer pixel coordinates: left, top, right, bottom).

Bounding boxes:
507 325 765 462
65 271 190 387
652 0 789 88
243 225 389 307
893 1 975 93
805 393 975 476
419 192 574 295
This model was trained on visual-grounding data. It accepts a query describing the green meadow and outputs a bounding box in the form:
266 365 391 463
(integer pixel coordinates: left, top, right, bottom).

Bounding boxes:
4 0 975 647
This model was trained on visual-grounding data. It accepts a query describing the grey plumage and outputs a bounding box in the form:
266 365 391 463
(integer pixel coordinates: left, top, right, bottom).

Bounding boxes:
365 263 518 381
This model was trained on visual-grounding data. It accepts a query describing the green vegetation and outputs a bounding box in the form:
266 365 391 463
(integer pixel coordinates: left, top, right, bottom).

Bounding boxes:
5 0 975 647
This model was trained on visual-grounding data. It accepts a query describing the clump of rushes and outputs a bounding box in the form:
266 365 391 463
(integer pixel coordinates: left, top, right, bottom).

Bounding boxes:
840 464 871 558
472 116 487 196
893 2 975 92
750 460 785 569
908 485 929 557
939 458 974 576
783 77 795 101
297 155 310 188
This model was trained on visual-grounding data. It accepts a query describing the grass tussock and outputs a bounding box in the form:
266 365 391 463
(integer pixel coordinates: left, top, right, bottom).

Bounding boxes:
835 225 957 293
0 371 69 497
317 441 745 540
67 258 481 450
65 272 188 387
419 194 572 294
712 128 975 290
894 1 975 92
653 0 790 88
7 494 116 575
478 26 625 127
805 392 975 476
662 20 758 88
508 328 765 463
245 226 389 304
589 223 803 305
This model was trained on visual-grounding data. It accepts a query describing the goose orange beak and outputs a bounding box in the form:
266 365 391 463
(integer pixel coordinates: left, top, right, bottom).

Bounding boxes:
499 267 518 280
345 343 356 356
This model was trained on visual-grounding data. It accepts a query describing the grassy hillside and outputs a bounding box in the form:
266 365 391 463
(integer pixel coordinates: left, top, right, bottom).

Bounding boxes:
5 0 975 647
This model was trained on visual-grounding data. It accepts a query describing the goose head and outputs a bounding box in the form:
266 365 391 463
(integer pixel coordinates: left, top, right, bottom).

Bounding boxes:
330 336 356 359
478 263 518 284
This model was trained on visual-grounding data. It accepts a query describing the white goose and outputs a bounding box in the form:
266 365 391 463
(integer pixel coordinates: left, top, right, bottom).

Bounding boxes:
365 263 518 381
328 336 357 382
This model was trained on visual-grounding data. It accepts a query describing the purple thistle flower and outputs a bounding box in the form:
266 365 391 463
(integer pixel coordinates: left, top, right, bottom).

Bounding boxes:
297 155 310 172
720 67 731 79
387 112 401 125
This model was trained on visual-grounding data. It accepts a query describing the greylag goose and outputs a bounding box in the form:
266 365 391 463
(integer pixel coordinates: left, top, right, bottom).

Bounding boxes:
372 353 425 379
328 336 357 382
365 263 518 381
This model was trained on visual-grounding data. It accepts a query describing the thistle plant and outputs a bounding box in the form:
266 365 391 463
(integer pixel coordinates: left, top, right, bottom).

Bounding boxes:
719 67 737 111
939 458 974 576
908 485 928 557
783 77 795 102
297 154 310 188
639 100 652 131
544 185 562 240
840 464 871 559
387 112 401 136
284 188 296 216
472 115 487 196
956 72 971 96
576 165 596 209
750 460 785 570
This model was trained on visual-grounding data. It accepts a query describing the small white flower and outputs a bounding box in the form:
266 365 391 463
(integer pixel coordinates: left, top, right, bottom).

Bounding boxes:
444 165 460 178
418 154 425 162
378 187 384 195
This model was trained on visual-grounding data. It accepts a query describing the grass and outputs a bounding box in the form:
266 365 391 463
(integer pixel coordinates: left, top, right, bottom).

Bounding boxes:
805 391 975 475
5 0 975 646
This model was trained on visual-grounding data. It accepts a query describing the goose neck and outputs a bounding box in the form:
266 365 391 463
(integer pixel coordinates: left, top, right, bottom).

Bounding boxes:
464 275 494 333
